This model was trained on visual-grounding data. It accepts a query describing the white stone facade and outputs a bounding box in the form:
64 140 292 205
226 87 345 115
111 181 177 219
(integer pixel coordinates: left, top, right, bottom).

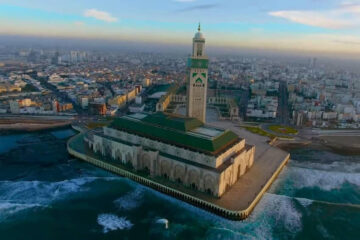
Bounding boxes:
86 126 255 197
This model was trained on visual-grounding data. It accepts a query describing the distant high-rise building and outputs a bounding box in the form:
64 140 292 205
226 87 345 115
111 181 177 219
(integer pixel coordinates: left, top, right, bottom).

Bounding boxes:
51 51 60 65
9 100 19 114
186 24 209 123
309 57 317 69
70 51 76 63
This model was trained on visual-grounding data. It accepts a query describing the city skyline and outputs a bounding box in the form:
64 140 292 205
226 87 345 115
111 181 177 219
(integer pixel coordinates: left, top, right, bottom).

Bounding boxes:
2 0 360 56
0 5 360 237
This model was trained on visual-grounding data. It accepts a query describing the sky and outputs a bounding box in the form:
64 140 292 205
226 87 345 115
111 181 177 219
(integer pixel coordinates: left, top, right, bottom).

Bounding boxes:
2 0 360 56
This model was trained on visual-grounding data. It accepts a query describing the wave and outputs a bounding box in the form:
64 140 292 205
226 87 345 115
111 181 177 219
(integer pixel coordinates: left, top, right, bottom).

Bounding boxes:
143 181 310 240
0 176 125 223
114 186 144 211
97 214 133 233
247 193 305 236
122 176 310 239
290 160 360 173
0 201 43 221
203 193 310 240
0 177 119 204
274 165 360 192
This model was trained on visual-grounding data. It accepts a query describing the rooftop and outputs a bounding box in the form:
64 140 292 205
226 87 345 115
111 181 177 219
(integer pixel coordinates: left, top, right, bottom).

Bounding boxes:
109 112 240 155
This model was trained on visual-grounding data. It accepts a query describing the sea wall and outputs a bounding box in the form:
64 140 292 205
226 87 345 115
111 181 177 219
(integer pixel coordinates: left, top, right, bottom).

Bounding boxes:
67 134 290 220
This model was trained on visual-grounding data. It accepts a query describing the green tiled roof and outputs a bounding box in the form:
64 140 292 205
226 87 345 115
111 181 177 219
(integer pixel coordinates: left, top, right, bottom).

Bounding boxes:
109 113 239 155
143 112 203 132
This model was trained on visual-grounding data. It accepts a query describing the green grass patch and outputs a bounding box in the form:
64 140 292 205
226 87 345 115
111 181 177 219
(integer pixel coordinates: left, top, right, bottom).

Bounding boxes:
244 126 276 139
269 125 298 134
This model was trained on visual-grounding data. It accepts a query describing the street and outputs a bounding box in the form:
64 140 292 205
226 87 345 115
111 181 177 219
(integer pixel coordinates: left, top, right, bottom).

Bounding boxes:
277 80 290 125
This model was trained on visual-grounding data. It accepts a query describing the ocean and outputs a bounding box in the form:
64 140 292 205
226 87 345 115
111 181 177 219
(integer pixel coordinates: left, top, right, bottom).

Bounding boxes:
0 128 359 240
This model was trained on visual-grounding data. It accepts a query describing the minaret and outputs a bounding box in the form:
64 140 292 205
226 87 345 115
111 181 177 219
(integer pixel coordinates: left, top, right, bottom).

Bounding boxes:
186 23 209 123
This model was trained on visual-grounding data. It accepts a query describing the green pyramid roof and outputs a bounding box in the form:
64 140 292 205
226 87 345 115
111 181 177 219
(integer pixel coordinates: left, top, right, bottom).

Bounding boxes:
109 112 239 155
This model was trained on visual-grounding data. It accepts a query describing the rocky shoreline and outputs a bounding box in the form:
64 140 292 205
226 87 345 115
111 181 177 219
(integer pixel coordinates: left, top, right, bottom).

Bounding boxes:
276 136 360 155
0 119 71 134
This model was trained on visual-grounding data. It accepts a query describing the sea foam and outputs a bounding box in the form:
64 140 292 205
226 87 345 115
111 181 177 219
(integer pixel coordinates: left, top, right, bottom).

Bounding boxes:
114 186 144 211
284 166 360 191
0 176 122 203
141 178 307 240
203 193 307 240
97 214 133 233
291 160 360 173
0 202 42 221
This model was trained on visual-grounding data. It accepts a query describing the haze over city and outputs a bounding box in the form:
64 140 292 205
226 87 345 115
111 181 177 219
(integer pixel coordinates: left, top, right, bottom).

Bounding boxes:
2 0 360 57
0 1 359 240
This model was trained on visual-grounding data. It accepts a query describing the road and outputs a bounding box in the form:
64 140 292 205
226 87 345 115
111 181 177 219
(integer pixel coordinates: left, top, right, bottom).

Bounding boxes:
277 81 290 125
36 76 84 114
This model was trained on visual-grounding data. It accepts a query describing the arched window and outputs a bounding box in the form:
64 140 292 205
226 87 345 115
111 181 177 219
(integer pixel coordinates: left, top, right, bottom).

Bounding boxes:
197 44 202 56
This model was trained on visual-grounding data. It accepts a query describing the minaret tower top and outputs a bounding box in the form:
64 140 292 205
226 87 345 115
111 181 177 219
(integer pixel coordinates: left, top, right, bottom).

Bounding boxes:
192 24 206 57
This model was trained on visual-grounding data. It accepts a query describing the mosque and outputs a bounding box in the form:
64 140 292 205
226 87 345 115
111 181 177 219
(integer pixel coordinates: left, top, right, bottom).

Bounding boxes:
84 25 255 197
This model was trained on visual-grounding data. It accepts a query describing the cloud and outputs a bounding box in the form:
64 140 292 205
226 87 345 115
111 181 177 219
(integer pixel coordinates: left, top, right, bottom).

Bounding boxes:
333 39 360 45
84 9 117 23
176 4 218 12
269 10 352 29
269 3 360 29
341 2 360 13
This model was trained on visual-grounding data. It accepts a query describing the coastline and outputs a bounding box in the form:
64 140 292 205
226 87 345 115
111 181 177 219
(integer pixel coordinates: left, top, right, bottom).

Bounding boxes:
67 131 290 220
1 125 358 239
275 136 360 155
0 118 72 134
